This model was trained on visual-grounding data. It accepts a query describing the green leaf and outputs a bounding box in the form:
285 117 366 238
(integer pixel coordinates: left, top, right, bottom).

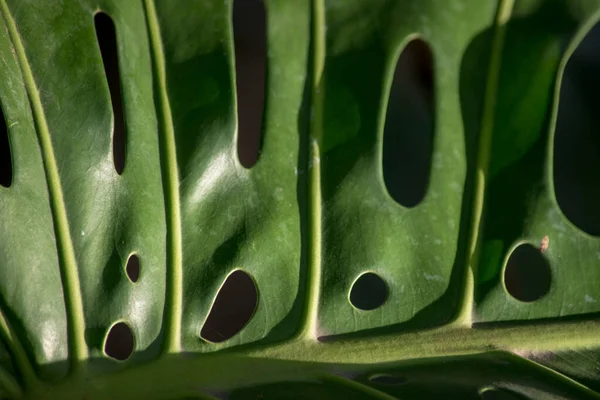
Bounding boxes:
0 0 600 399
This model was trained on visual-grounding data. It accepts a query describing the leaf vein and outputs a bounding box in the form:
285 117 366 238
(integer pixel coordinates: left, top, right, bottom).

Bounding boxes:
142 0 183 354
0 0 88 369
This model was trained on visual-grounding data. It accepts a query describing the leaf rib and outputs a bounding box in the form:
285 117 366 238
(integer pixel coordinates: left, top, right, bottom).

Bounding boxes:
296 0 326 339
143 0 183 354
0 312 29 394
513 354 600 400
0 362 21 399
0 0 88 368
454 0 515 326
321 374 398 400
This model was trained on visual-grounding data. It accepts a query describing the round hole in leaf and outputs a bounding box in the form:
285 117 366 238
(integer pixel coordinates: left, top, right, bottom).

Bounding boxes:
504 244 551 302
125 254 140 283
480 388 524 400
104 322 134 361
349 272 388 311
201 270 258 343
369 374 407 386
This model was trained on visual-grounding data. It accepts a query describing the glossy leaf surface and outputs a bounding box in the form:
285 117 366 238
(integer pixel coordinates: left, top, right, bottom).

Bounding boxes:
0 0 600 399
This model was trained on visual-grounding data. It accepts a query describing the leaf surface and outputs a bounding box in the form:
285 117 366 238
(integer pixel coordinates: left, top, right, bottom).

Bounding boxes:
0 0 600 399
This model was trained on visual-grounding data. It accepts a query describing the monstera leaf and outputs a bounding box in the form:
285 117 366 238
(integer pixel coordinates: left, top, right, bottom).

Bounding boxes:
1 0 600 398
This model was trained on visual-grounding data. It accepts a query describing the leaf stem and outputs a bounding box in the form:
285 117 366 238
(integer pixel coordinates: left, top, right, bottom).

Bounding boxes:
142 0 183 354
0 0 88 369
454 0 515 326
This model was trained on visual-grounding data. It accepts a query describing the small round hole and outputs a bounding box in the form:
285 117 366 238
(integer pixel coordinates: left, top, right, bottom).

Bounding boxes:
349 272 388 311
104 322 134 361
481 388 524 400
369 374 407 386
125 254 140 283
504 243 551 302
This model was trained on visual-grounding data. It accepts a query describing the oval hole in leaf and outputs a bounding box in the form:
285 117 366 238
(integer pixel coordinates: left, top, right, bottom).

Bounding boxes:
480 388 524 400
201 270 258 343
504 244 551 302
553 22 600 235
382 38 435 208
125 254 140 283
349 272 388 311
94 12 126 175
233 0 266 168
369 374 407 386
104 322 134 361
0 105 11 188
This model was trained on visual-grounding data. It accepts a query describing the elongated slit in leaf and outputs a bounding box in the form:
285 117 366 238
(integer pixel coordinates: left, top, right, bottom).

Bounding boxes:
201 270 258 343
104 322 134 361
233 0 266 168
553 22 600 236
382 38 434 208
95 12 126 175
0 105 11 188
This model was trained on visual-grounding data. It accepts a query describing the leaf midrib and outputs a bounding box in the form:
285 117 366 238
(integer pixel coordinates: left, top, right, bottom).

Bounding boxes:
70 320 600 400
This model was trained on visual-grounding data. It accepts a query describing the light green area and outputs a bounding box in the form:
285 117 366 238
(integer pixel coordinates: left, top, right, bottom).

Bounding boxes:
0 0 599 399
